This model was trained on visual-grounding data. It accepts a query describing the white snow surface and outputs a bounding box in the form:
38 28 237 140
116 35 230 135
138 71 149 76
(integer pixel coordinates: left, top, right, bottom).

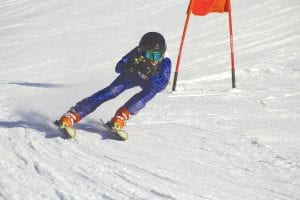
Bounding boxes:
0 0 299 199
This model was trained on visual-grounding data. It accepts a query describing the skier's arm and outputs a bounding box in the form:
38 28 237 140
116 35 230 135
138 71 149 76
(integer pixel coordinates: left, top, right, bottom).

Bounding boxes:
115 58 129 74
150 58 172 92
115 47 139 74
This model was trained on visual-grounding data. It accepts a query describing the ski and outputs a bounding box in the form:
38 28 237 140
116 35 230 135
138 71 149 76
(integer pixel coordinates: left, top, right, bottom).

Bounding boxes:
99 119 128 141
53 119 128 140
54 120 77 139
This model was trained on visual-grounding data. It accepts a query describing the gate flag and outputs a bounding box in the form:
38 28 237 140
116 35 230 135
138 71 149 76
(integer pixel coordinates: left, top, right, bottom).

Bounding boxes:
172 0 236 91
191 0 229 16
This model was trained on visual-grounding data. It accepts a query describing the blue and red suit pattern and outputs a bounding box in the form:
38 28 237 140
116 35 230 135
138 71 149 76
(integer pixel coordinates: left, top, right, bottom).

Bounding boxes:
72 47 172 118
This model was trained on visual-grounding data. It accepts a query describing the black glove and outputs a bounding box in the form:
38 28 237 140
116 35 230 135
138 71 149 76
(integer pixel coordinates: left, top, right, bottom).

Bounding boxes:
123 56 157 79
137 58 156 78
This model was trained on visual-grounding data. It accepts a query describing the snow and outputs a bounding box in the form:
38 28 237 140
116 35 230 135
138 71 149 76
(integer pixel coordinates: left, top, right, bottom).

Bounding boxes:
0 0 299 199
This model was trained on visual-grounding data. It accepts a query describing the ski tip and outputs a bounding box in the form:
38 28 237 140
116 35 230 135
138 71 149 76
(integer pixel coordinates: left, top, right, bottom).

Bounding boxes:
116 130 129 141
99 119 129 141
54 120 77 139
64 126 77 139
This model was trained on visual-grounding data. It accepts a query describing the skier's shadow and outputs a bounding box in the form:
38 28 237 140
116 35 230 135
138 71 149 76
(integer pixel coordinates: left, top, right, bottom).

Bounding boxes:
0 120 117 140
0 110 118 140
5 81 65 88
74 120 119 140
0 119 64 139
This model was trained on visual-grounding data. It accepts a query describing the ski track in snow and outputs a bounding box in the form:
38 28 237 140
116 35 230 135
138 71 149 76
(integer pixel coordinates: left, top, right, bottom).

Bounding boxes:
1 0 300 199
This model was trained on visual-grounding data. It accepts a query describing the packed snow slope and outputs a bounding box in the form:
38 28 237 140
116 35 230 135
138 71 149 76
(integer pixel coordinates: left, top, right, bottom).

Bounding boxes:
0 0 299 199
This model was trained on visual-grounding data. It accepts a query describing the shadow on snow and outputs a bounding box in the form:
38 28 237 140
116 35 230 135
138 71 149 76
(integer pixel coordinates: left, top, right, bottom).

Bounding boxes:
0 111 118 140
0 81 66 88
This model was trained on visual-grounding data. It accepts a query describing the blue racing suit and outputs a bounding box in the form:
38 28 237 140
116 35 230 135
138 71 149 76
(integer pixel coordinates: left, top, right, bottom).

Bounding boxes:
72 47 172 118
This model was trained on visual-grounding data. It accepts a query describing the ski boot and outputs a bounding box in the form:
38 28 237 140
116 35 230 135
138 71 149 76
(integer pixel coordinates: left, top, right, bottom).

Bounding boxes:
107 107 130 130
56 108 81 139
104 107 130 140
59 108 81 128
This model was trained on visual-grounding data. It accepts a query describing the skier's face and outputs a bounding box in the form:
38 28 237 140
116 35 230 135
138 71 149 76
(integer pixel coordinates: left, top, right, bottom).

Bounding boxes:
150 60 159 66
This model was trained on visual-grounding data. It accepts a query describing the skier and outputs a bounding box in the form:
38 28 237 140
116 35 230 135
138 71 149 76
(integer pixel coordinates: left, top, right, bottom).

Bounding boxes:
58 32 172 132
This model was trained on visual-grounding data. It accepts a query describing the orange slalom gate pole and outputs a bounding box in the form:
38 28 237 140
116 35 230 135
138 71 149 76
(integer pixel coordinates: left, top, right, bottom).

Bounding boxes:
228 0 236 88
172 0 194 91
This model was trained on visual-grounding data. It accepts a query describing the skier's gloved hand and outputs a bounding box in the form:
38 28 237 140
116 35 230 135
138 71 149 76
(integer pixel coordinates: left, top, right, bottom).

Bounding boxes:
130 56 157 80
124 56 153 76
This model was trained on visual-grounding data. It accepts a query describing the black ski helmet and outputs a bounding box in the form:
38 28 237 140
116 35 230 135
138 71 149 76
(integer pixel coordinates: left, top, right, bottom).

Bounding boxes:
138 32 167 54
